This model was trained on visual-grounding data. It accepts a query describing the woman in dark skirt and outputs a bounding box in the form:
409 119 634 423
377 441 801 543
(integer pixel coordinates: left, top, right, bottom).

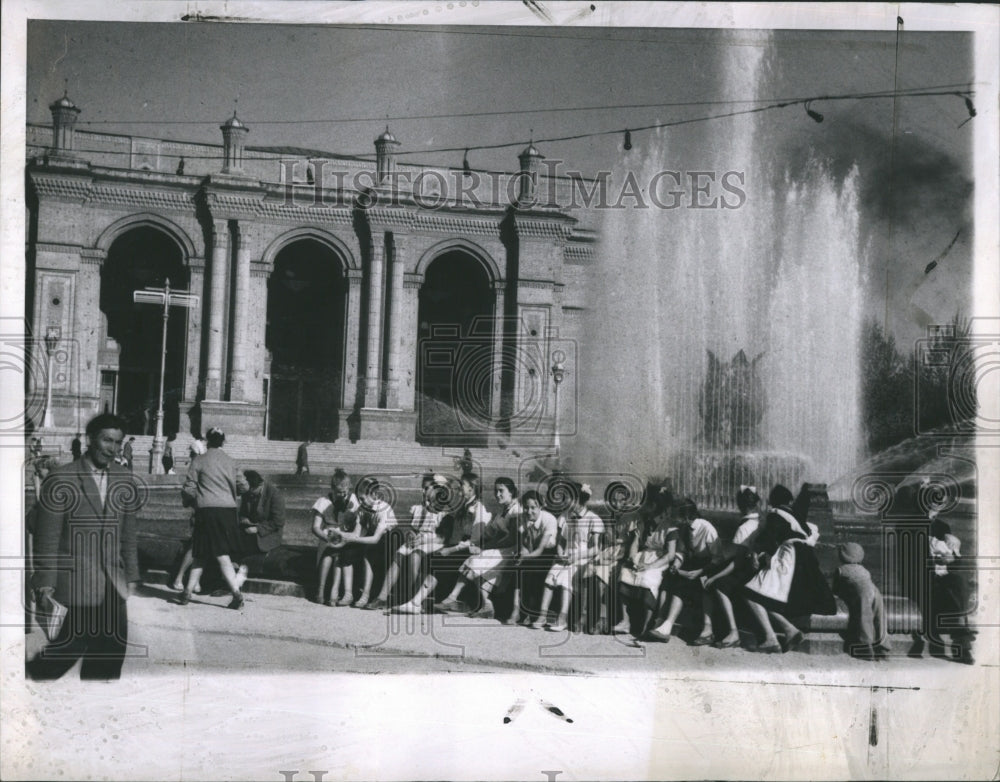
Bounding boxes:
740 484 836 652
178 427 249 609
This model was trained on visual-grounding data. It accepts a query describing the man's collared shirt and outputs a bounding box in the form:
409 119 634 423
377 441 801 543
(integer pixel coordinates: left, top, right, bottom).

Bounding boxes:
84 456 109 508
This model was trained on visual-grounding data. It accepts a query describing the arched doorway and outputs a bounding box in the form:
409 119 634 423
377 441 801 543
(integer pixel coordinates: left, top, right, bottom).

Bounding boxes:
101 226 189 436
266 239 347 441
417 251 495 446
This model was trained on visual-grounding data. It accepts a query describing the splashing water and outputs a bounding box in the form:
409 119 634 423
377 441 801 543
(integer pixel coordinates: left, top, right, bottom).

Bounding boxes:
570 37 866 508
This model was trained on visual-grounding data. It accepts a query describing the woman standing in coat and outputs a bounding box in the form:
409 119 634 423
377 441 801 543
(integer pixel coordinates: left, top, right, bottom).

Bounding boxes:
177 427 249 609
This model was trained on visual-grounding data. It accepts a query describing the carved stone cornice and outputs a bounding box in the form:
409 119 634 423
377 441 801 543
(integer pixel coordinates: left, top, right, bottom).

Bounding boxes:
257 201 354 226
34 242 83 256
563 245 594 264
510 216 573 240
346 269 364 285
80 248 106 265
89 183 196 213
366 208 416 232
29 172 93 203
403 272 423 289
203 189 266 220
412 213 500 237
250 261 270 279
518 279 555 290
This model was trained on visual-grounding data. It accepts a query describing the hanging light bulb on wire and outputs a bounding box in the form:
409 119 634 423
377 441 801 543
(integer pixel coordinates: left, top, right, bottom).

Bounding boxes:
804 101 824 123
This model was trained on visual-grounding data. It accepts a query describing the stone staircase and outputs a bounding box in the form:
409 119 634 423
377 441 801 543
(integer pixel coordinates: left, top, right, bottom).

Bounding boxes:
120 433 535 478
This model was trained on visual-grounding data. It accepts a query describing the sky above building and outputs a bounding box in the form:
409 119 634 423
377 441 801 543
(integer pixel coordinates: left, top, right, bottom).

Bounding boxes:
24 16 983 346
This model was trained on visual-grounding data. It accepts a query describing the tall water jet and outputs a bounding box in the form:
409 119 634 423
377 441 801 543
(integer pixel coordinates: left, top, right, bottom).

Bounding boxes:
570 35 866 508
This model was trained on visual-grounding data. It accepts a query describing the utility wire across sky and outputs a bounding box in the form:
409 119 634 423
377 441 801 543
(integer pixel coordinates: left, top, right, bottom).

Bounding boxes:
42 84 977 165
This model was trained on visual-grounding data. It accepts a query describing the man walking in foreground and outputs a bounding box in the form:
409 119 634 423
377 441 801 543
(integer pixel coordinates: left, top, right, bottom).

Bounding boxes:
28 413 142 680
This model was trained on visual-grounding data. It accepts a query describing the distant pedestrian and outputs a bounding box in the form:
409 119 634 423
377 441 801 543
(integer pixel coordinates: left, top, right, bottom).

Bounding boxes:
296 440 311 476
162 438 174 474
177 427 249 610
833 542 888 660
123 437 135 471
70 433 82 461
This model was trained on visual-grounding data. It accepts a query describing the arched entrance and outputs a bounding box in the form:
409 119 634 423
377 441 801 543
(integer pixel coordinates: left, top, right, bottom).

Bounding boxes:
417 251 495 446
101 226 189 436
266 239 347 441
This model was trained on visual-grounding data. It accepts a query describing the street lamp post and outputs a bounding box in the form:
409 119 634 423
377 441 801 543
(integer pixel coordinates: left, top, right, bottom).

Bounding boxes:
133 279 198 474
551 350 566 460
42 326 60 428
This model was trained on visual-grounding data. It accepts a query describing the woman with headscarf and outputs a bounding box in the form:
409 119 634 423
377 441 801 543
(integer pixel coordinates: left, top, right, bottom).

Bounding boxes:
740 484 836 652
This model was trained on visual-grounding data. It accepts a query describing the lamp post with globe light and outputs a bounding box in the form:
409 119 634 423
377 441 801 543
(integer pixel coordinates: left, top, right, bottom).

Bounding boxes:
133 278 198 474
42 326 60 429
551 350 567 460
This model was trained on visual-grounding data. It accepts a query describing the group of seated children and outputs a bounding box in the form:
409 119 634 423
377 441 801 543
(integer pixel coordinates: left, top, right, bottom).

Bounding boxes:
307 470 968 661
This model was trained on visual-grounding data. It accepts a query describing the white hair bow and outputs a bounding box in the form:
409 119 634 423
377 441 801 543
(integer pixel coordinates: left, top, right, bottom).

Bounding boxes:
740 485 758 495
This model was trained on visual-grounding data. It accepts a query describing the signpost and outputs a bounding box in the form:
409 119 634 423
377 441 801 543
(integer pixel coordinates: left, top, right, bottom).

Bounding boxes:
133 279 198 474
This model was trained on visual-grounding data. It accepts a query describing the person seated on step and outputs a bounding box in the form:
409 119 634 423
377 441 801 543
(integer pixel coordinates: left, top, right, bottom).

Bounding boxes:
311 469 359 606
236 470 286 585
645 499 724 645
617 485 678 639
364 473 447 612
394 472 489 614
336 476 397 609
511 489 559 626
435 477 522 620
699 485 764 649
531 481 602 633
833 541 889 661
738 484 837 653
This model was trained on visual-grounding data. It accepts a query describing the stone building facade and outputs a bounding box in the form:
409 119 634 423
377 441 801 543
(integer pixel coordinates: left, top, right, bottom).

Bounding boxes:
25 94 596 446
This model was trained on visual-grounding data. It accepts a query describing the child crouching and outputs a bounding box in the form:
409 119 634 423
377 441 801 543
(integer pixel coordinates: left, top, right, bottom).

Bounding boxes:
833 542 889 661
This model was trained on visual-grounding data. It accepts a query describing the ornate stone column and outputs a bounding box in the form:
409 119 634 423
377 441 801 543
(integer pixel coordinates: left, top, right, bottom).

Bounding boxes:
184 259 205 403
204 219 229 400
398 272 423 413
227 222 253 400
363 232 385 408
490 279 507 427
342 269 364 411
384 234 407 409
78 248 106 416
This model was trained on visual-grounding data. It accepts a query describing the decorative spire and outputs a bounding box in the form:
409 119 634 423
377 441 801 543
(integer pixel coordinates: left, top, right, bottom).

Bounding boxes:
49 89 81 153
374 126 401 185
220 109 250 174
